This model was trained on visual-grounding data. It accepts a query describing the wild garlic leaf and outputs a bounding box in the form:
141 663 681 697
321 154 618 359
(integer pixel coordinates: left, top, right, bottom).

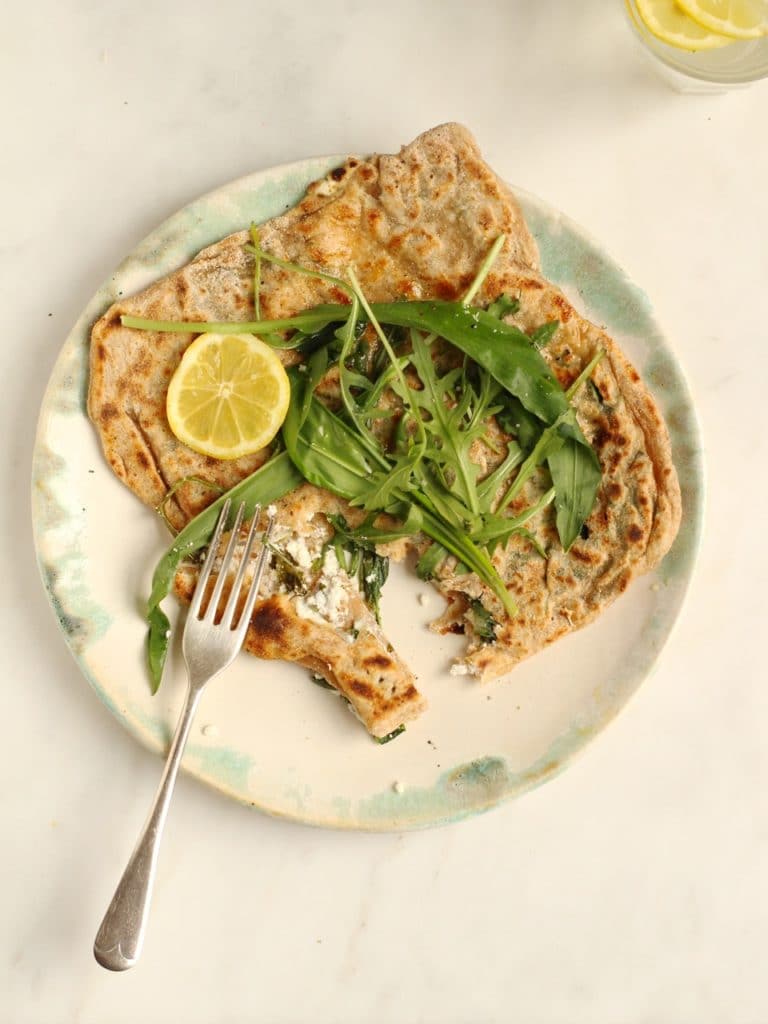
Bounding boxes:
282 379 382 502
369 300 569 427
496 409 573 514
547 439 602 552
546 349 606 550
299 347 330 428
495 395 541 451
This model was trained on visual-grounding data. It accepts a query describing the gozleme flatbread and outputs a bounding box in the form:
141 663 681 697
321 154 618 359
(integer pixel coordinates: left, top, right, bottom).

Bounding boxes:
88 123 680 735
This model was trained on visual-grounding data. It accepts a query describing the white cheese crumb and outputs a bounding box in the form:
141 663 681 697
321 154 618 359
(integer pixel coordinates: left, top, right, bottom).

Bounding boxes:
295 597 327 626
266 504 277 517
393 781 405 795
365 572 377 584
292 531 352 628
450 662 470 676
297 363 307 373
323 575 349 625
201 724 219 739
296 577 349 628
323 547 341 575
285 535 313 570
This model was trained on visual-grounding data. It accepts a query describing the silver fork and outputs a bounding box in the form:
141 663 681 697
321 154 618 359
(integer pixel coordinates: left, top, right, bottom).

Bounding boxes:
93 499 275 972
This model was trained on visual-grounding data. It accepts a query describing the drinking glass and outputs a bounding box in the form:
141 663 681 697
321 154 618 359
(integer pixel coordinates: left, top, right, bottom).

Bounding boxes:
624 0 768 92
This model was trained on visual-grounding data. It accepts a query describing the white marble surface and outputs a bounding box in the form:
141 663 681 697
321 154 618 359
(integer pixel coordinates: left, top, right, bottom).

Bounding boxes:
3 1 767 1021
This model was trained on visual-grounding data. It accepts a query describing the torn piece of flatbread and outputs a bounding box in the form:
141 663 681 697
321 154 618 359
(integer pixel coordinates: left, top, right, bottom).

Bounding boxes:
173 486 425 738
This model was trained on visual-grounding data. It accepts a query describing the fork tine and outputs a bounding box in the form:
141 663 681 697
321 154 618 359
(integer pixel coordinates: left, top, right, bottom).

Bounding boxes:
220 504 262 629
202 500 246 623
234 513 276 640
188 498 231 619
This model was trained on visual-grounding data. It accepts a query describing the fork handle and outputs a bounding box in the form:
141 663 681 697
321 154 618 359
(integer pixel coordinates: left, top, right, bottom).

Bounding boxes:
93 683 203 971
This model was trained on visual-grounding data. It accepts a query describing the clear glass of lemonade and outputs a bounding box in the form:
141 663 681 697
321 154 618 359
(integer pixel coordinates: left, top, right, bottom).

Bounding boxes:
624 0 768 91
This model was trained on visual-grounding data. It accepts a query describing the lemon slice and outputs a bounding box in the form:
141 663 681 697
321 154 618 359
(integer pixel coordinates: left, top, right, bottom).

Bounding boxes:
635 0 735 47
166 332 290 460
676 0 767 38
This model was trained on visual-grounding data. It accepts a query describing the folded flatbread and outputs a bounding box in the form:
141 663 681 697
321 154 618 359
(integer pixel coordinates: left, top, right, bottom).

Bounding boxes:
88 123 681 730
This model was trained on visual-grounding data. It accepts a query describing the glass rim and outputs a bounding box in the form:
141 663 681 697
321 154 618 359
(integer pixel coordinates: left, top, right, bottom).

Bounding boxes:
623 0 768 85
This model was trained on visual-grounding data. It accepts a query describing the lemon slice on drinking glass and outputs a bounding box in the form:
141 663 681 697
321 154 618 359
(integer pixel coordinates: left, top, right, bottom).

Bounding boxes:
166 332 290 460
634 0 735 47
676 0 768 39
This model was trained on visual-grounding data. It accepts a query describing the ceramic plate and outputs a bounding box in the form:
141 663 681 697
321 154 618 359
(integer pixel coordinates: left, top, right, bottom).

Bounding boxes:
31 156 703 830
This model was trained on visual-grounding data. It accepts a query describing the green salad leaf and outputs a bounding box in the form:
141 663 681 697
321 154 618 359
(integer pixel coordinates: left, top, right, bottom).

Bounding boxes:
548 438 602 552
134 233 607 694
146 450 303 690
282 382 518 617
374 724 406 744
368 300 569 427
468 599 498 644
